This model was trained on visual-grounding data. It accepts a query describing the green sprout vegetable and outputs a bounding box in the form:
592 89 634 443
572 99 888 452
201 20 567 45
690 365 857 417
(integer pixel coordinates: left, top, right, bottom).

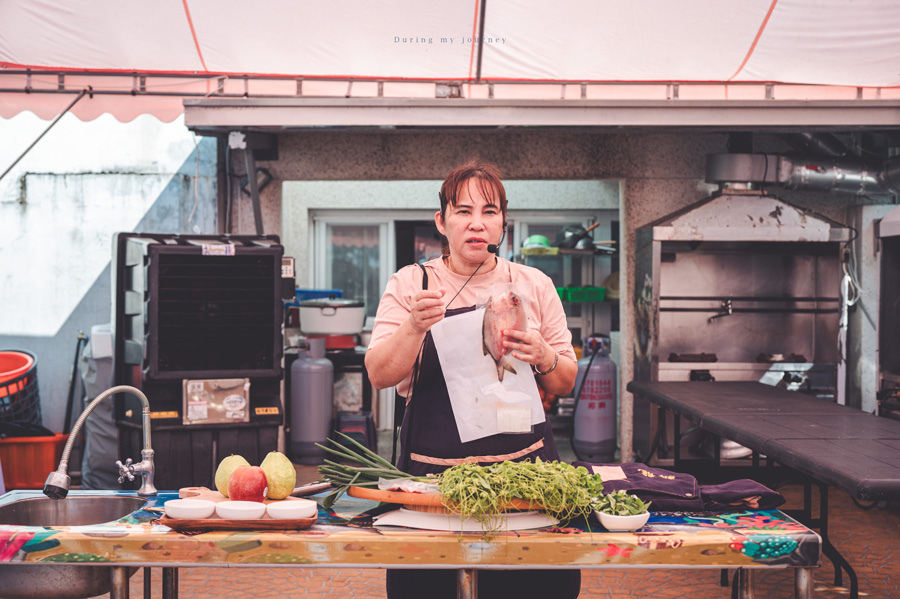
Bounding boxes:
592 489 651 516
437 459 604 533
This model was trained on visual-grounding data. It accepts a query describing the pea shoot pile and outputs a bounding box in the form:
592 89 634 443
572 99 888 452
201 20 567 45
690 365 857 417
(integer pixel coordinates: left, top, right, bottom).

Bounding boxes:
438 459 604 530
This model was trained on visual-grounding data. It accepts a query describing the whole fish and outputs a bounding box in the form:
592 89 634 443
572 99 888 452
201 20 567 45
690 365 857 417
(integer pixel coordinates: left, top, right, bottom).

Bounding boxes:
482 291 528 381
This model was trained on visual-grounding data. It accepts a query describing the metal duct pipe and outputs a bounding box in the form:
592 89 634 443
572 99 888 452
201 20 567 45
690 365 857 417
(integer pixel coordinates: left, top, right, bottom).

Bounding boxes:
778 154 900 196
706 153 900 196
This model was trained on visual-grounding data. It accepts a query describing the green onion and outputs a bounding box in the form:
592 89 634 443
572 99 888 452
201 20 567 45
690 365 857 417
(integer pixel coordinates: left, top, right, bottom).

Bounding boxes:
315 432 422 508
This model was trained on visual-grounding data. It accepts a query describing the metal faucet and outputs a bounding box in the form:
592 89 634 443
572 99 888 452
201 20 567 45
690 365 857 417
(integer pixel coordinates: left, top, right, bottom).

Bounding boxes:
44 385 157 499
707 298 734 323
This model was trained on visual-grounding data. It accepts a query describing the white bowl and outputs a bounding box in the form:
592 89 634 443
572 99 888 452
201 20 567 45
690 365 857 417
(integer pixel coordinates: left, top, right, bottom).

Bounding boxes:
266 499 317 520
596 511 650 531
164 499 216 519
216 500 267 520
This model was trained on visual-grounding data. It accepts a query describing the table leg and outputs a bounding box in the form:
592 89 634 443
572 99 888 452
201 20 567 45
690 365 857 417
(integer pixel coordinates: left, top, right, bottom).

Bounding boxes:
457 568 478 599
817 483 858 599
736 568 756 599
673 413 681 464
110 566 130 599
144 566 152 599
162 567 178 599
795 568 813 599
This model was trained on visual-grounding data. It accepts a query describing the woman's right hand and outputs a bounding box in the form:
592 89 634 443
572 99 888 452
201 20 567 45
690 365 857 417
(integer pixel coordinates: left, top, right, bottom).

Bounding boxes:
409 288 447 334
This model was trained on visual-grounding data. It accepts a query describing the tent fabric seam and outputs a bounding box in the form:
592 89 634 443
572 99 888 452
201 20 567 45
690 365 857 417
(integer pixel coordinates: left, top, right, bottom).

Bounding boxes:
728 0 780 82
181 0 209 73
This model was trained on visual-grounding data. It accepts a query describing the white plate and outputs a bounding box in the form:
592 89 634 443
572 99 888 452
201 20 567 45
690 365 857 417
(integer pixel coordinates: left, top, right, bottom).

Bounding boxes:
216 500 266 520
266 499 317 519
164 499 216 519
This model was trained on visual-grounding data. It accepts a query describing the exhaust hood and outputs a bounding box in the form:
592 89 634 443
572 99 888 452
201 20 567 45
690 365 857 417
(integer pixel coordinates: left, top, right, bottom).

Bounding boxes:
645 190 851 243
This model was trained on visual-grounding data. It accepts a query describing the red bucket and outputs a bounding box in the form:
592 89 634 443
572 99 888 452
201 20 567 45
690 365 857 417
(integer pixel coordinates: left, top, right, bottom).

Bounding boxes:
0 349 41 425
0 350 34 385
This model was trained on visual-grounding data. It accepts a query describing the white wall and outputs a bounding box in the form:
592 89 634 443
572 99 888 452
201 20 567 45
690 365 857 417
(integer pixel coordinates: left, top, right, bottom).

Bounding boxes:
0 112 217 432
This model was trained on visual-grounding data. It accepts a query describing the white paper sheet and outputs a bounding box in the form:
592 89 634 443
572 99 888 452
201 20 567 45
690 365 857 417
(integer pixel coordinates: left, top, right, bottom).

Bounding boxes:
373 508 558 532
430 306 545 443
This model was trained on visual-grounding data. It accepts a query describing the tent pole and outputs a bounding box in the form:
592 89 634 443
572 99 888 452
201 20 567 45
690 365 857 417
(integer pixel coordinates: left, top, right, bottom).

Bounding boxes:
475 0 487 82
0 88 89 183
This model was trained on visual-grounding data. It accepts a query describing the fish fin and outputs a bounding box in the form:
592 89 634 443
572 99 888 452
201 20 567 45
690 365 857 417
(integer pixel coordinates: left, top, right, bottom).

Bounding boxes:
483 339 490 357
497 362 505 382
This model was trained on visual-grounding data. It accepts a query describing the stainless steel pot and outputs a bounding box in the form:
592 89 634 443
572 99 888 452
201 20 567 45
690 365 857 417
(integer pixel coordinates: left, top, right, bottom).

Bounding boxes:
298 299 366 335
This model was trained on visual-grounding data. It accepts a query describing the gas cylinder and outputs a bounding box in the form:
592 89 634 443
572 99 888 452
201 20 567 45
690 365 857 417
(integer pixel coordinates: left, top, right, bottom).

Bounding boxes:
290 337 334 465
572 336 617 462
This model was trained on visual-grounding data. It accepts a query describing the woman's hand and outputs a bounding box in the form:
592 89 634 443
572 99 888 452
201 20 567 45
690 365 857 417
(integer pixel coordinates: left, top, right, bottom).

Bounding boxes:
504 328 577 396
504 328 553 371
408 288 447 334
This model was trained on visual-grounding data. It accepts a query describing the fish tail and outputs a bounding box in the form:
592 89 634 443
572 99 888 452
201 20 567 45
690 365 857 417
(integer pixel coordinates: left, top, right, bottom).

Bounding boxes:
499 357 517 380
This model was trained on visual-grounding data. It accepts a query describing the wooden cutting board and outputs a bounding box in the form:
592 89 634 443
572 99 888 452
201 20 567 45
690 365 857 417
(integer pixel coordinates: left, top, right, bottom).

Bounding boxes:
161 486 317 532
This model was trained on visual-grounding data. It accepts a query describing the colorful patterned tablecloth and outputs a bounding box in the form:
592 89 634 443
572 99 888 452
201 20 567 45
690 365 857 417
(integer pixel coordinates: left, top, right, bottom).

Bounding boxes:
0 490 820 570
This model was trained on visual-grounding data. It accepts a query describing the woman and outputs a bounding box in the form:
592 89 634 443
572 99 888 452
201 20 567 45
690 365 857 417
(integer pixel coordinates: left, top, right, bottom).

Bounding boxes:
366 160 581 599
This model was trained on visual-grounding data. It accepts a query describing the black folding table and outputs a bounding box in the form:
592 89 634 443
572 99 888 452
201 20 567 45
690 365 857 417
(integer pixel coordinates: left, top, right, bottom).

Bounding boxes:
627 380 900 599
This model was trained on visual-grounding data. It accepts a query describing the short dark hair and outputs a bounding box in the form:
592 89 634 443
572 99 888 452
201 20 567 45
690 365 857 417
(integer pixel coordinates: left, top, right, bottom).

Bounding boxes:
438 159 508 226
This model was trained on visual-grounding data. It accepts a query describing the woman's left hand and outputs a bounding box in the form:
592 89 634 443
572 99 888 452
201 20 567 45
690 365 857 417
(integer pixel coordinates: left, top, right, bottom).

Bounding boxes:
503 328 554 372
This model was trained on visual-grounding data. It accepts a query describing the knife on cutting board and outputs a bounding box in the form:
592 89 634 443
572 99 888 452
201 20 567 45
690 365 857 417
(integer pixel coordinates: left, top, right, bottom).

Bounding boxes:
291 480 333 497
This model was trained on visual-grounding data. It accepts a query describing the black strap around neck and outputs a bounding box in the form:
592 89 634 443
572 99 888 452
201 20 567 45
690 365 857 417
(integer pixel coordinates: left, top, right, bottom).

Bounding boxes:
391 264 428 467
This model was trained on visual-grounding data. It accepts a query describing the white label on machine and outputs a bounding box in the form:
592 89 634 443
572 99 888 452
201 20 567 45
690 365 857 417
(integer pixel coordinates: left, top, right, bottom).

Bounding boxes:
223 394 247 419
201 243 235 256
187 401 209 421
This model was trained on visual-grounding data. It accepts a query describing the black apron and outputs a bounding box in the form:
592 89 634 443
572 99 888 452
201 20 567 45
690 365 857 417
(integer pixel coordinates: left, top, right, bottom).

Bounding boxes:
397 304 562 476
387 268 580 599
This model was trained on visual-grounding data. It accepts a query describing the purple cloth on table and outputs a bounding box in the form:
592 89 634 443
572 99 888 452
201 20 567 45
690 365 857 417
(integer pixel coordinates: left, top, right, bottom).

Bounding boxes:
699 479 786 511
572 462 785 512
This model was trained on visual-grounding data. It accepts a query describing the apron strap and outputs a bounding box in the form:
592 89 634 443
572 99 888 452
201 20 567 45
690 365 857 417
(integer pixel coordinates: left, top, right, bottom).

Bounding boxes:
410 438 545 466
392 263 429 467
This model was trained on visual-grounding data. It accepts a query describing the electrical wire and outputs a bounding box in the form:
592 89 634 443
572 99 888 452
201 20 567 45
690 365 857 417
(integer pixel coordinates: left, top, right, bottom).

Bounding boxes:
186 134 200 231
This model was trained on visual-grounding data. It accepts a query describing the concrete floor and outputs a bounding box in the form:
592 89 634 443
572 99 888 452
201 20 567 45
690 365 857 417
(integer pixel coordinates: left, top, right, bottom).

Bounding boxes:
93 428 900 598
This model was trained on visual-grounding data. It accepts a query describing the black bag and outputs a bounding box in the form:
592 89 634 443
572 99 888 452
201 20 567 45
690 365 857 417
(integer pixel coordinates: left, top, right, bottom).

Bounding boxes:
572 461 786 512
572 462 705 512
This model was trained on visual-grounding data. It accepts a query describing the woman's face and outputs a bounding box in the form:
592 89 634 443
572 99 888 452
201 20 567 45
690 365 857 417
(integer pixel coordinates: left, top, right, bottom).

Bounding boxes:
435 178 505 270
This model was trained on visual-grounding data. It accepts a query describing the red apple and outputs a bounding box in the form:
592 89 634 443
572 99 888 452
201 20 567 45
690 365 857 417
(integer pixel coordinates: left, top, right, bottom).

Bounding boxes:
227 465 268 502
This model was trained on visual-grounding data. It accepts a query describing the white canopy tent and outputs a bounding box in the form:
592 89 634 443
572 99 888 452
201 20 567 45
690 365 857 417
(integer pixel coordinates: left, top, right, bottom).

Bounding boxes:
2 0 900 125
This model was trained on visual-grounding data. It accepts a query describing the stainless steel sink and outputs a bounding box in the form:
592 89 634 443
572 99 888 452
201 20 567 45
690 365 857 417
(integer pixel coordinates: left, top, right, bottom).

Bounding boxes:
0 494 147 526
0 494 147 599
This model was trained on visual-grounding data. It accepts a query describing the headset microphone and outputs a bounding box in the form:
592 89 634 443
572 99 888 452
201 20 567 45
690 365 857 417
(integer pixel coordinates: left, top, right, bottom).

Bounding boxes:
487 224 507 255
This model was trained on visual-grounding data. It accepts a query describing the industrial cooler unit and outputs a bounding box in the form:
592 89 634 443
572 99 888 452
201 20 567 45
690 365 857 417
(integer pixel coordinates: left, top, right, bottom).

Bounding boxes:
112 233 285 489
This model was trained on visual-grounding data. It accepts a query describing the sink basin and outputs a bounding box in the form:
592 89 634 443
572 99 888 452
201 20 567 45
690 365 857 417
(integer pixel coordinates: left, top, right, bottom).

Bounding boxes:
0 494 147 599
0 494 147 526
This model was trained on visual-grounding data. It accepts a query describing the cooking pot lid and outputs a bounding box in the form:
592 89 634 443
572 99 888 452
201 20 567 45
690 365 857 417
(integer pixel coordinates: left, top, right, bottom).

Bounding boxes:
299 298 364 308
